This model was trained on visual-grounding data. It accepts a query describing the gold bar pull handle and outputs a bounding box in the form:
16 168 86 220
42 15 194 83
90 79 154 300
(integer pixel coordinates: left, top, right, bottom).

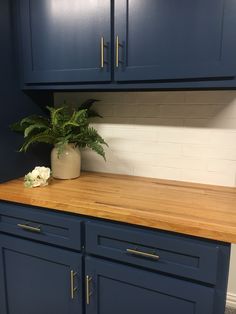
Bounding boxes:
70 270 78 300
17 223 41 233
115 35 124 68
115 35 119 68
86 275 92 305
126 248 160 261
101 36 108 69
101 36 104 68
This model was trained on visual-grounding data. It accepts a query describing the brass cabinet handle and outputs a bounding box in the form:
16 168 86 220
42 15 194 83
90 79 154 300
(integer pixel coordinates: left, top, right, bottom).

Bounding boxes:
70 270 78 300
115 35 124 68
126 248 160 260
17 223 41 233
86 275 92 305
115 35 119 68
101 36 105 68
101 36 108 69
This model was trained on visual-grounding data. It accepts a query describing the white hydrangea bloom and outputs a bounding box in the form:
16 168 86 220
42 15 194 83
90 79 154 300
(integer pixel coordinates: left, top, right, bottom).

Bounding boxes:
30 168 40 180
24 166 51 188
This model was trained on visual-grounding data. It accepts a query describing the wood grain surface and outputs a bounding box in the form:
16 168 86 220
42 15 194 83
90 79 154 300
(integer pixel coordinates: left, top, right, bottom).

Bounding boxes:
0 171 236 243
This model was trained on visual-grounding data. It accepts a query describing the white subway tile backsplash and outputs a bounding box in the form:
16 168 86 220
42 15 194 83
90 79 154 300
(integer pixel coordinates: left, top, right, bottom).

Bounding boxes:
209 145 236 160
209 131 236 146
55 91 236 187
110 125 158 142
160 104 225 118
182 144 211 158
208 118 236 129
125 91 185 104
131 141 173 155
133 165 182 181
133 117 184 126
183 118 210 127
181 169 236 186
157 128 211 145
184 91 236 104
108 138 135 153
93 103 114 117
113 104 140 117
207 159 236 173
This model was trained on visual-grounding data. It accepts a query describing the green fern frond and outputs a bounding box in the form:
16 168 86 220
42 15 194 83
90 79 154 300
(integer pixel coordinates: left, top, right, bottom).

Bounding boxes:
24 123 49 138
87 141 106 160
62 109 88 130
78 99 99 111
46 106 64 129
10 121 26 132
20 115 49 127
19 131 55 152
88 127 108 145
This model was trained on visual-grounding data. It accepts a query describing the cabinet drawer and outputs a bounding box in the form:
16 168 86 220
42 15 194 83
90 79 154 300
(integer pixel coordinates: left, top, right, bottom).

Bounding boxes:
0 202 81 251
86 222 220 284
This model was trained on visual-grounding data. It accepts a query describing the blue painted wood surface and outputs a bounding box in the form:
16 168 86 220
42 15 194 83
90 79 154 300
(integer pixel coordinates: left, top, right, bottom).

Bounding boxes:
86 221 224 285
85 256 216 314
0 234 82 314
0 0 52 183
114 0 236 82
0 201 231 314
0 202 82 251
21 79 236 90
18 0 236 89
19 0 111 84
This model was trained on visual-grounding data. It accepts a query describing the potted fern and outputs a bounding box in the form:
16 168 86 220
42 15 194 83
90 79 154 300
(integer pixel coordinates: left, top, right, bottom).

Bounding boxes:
11 100 108 179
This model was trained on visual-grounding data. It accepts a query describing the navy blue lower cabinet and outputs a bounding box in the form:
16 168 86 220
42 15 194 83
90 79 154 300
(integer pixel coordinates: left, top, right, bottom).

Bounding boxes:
0 202 230 314
0 234 82 314
85 256 215 314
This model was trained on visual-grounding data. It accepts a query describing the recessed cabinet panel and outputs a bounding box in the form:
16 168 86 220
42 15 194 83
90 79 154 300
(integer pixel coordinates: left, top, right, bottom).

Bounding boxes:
0 235 82 314
0 202 82 251
114 0 236 81
20 0 111 83
85 221 219 284
85 257 215 314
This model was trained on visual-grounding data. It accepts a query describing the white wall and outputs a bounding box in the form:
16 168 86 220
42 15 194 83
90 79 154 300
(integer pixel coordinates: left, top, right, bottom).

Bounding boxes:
55 90 236 306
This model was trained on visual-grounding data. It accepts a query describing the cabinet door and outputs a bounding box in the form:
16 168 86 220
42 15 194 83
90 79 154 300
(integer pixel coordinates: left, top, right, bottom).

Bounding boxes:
19 0 111 84
85 257 215 314
114 0 236 82
0 235 82 314
0 0 51 183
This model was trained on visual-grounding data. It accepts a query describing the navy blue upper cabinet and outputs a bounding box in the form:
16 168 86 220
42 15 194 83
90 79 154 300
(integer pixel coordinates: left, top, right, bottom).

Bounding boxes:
0 235 82 314
18 0 236 88
114 0 236 82
19 0 111 84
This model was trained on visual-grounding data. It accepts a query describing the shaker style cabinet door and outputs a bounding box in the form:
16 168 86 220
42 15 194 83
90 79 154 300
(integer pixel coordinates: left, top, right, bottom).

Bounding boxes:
19 0 111 84
114 0 236 82
85 257 215 314
0 235 82 314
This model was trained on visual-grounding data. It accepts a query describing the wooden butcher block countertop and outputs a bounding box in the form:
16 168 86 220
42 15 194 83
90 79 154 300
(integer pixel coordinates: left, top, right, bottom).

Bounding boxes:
0 171 236 243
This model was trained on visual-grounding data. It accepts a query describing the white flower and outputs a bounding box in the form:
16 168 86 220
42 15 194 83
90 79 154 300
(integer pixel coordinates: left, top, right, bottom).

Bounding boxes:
24 166 51 188
30 168 40 180
35 166 51 181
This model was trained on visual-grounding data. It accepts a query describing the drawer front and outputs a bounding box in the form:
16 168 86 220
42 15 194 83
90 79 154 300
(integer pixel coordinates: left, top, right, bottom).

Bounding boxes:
86 222 220 284
0 202 81 251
